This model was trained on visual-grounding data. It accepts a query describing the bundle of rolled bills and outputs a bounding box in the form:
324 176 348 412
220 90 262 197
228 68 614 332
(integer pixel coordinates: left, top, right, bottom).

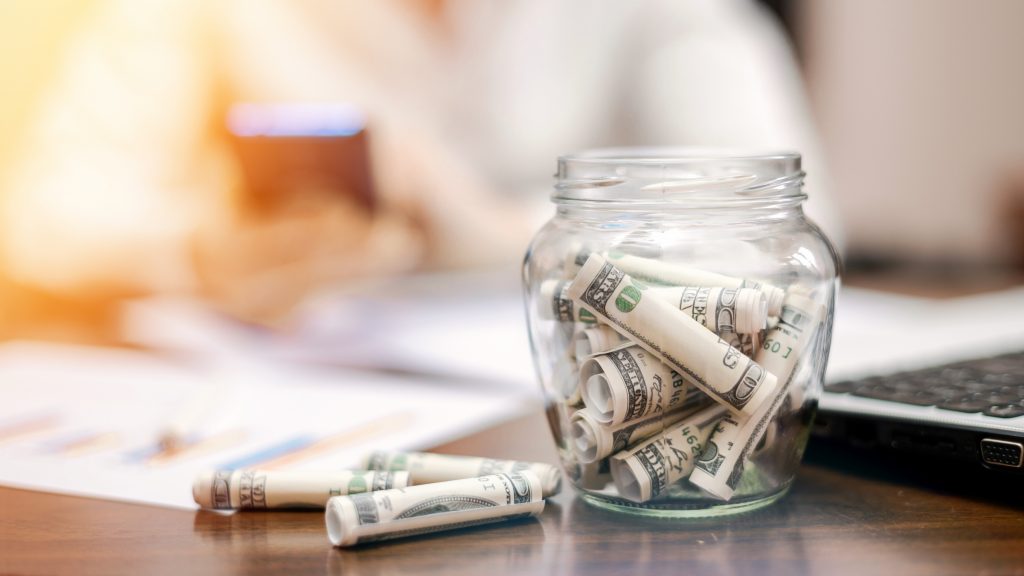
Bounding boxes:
326 471 544 547
540 250 824 504
568 255 779 419
689 293 824 501
189 452 560 547
610 405 727 503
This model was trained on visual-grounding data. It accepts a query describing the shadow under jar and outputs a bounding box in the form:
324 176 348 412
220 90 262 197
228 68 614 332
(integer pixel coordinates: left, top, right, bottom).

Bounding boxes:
523 148 840 517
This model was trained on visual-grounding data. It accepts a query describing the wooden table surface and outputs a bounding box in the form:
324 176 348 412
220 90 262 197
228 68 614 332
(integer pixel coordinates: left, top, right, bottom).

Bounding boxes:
4 273 1024 575
2 409 1024 576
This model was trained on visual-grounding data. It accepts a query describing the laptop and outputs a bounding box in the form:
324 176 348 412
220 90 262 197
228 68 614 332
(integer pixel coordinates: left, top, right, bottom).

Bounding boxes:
814 287 1024 474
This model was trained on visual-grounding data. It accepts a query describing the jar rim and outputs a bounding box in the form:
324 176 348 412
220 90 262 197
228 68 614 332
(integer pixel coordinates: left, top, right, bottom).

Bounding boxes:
558 146 801 165
554 147 806 209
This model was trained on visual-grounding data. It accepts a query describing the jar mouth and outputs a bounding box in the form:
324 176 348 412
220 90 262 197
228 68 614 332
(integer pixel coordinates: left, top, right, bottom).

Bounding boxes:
554 147 805 209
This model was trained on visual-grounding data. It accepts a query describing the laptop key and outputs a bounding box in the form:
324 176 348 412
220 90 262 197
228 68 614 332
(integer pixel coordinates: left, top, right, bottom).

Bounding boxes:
937 398 992 413
886 392 942 407
983 404 1024 418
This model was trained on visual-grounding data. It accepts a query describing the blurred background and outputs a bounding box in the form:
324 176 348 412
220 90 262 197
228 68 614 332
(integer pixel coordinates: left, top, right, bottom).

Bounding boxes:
0 0 1022 342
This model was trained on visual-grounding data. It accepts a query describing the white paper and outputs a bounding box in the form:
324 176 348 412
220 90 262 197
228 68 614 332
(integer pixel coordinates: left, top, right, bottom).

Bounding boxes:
0 342 535 509
122 267 538 390
827 286 1024 381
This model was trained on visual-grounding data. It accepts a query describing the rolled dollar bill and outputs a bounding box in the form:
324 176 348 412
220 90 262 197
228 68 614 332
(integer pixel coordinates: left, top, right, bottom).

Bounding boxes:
539 279 598 324
721 330 762 359
650 286 767 335
756 292 823 385
325 471 544 547
579 345 692 426
192 469 409 510
609 405 727 503
568 254 779 419
689 293 824 501
362 451 562 497
573 324 631 359
552 352 582 405
570 401 707 464
605 252 785 317
575 458 612 490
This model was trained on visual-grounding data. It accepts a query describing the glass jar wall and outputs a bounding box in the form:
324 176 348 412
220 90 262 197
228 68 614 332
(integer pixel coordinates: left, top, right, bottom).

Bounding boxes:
523 148 840 517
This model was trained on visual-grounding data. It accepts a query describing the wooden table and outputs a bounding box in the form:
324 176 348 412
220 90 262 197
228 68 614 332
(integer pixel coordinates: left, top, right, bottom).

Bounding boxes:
3 409 1024 576
5 273 1024 575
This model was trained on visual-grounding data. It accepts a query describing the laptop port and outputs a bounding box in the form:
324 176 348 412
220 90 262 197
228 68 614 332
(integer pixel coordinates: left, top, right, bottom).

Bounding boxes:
980 438 1024 468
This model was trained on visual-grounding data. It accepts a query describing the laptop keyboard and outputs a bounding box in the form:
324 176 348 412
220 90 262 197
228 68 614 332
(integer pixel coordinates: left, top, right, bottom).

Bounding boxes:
825 351 1024 418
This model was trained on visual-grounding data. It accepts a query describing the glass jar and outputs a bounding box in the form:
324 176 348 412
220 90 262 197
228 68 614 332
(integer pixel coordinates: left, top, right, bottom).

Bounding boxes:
522 148 839 517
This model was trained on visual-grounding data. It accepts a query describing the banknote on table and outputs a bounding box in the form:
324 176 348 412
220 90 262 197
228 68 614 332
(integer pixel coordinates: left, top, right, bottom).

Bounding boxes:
579 345 692 426
325 471 544 547
570 401 706 464
649 286 767 335
361 451 562 497
192 470 409 510
567 254 779 419
689 293 824 500
605 252 786 317
609 405 727 503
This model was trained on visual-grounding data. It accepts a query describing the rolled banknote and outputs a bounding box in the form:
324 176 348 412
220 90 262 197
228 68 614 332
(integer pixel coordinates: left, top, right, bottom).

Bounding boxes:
605 252 785 317
552 352 582 406
192 469 409 510
570 401 707 464
649 286 767 335
689 293 824 501
325 471 544 547
609 405 727 503
721 330 762 359
573 324 631 360
562 243 593 279
575 458 612 491
539 279 598 325
579 345 692 426
362 451 562 497
568 254 778 419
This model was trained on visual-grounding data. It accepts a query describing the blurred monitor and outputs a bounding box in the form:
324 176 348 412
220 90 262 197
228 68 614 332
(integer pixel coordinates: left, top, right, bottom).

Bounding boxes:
226 102 375 212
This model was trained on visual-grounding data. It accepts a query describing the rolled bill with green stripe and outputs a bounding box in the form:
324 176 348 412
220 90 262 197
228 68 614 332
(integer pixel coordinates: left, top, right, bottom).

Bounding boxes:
605 252 785 317
192 469 409 510
568 254 779 419
325 471 544 547
361 451 562 497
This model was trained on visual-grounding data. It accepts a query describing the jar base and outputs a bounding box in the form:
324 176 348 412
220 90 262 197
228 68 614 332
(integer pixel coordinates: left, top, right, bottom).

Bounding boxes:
577 482 792 518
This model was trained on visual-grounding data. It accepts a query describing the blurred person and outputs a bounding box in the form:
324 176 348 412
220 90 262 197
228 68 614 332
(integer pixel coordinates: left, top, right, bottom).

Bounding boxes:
2 0 840 327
